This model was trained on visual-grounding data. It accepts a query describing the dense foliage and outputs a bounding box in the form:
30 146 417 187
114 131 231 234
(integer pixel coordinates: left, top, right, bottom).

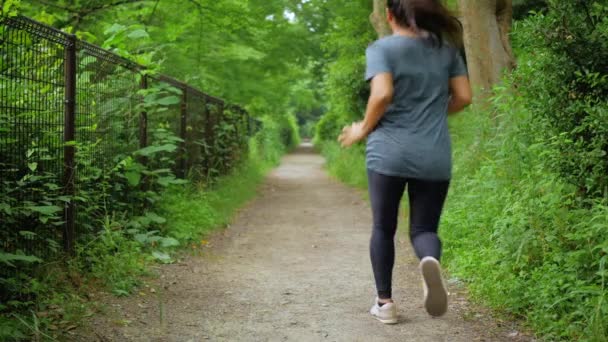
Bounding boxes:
512 0 548 19
315 1 607 340
517 0 608 199
1 0 304 339
315 0 375 144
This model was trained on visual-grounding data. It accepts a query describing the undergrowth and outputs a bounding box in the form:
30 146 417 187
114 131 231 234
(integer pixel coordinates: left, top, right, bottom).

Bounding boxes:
320 142 367 189
159 157 268 244
0 116 292 341
442 81 607 341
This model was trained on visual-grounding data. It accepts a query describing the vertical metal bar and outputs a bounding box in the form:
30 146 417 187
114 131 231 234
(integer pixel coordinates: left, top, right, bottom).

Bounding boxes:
246 111 251 136
179 87 188 178
203 101 213 178
139 75 148 150
63 34 77 255
138 75 149 194
218 102 225 172
233 110 243 140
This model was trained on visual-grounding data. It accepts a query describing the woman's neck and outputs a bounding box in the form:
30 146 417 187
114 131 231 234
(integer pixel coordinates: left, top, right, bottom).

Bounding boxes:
391 26 419 38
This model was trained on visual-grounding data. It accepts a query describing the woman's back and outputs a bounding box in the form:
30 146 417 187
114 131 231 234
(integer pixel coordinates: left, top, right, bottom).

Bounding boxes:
364 35 467 180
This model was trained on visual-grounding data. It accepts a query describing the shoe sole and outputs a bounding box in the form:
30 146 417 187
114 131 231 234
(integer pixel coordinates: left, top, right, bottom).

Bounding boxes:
421 257 448 317
370 307 398 324
371 312 398 324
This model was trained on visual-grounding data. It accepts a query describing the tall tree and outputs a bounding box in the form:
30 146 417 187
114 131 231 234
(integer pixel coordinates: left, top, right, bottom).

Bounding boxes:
370 0 390 37
458 0 515 95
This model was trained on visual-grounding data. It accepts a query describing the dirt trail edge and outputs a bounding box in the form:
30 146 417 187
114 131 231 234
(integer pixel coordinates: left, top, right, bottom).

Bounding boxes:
78 143 533 342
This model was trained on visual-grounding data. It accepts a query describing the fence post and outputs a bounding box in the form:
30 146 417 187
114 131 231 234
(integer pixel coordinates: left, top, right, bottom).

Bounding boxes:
232 107 239 138
139 75 148 150
179 87 188 178
63 34 77 255
247 115 252 136
218 102 225 172
203 101 213 178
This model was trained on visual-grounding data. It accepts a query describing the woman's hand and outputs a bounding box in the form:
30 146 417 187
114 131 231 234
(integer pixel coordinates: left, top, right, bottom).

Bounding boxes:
338 121 366 148
337 73 392 148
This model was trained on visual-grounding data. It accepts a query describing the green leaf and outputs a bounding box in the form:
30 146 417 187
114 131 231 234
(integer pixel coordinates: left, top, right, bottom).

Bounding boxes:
27 162 37 172
135 144 177 157
222 43 266 61
0 202 11 214
134 233 149 244
29 205 62 216
19 231 37 239
127 29 149 40
125 171 141 187
160 237 180 248
151 251 173 263
157 176 188 187
112 289 130 297
0 252 42 267
156 96 181 106
147 236 163 243
104 23 126 35
145 212 167 224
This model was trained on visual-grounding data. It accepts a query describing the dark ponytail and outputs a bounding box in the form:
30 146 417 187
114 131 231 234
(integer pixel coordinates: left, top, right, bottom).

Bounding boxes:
386 0 463 48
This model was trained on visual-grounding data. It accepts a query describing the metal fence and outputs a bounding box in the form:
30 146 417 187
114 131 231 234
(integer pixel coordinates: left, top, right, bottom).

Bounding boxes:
0 16 259 261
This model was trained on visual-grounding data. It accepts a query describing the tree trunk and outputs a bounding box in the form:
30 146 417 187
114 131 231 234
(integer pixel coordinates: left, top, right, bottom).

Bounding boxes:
458 0 515 96
370 0 391 38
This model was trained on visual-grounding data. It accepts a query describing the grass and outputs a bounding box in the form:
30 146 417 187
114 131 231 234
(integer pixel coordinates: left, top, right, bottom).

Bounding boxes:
159 156 270 243
320 142 367 189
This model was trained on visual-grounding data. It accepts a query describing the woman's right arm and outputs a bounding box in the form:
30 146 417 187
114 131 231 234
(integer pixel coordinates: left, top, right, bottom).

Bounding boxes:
448 75 472 114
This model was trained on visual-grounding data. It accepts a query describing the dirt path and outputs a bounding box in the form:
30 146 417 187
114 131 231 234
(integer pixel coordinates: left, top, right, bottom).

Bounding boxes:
78 143 531 342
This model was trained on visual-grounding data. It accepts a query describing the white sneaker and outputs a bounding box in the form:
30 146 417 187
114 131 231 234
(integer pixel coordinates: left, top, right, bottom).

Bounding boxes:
369 297 398 324
420 256 448 317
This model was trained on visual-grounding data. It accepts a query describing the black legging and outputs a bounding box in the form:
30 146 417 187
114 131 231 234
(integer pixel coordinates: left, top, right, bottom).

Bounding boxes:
368 169 450 299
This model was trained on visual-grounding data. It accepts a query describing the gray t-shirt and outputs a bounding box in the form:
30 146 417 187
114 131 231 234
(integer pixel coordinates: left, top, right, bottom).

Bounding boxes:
364 35 467 180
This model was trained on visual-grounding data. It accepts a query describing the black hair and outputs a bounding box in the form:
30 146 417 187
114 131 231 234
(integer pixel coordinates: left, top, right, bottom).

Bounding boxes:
386 0 463 47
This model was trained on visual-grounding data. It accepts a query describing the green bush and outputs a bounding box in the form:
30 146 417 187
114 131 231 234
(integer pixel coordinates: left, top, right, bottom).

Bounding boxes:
439 8 608 338
250 115 287 166
278 113 301 150
442 75 608 340
313 0 374 144
514 1 608 199
512 0 548 19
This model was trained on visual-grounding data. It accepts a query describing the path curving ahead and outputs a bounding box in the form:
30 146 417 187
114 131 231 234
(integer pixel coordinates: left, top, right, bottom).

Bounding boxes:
80 143 530 342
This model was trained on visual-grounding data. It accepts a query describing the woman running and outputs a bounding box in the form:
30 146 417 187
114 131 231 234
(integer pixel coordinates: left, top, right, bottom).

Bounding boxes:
338 0 472 324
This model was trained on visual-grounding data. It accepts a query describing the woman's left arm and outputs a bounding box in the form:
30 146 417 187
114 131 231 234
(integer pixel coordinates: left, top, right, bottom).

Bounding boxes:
338 73 394 147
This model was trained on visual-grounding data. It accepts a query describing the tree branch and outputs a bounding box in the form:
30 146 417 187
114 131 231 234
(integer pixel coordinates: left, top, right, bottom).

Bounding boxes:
146 0 162 25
